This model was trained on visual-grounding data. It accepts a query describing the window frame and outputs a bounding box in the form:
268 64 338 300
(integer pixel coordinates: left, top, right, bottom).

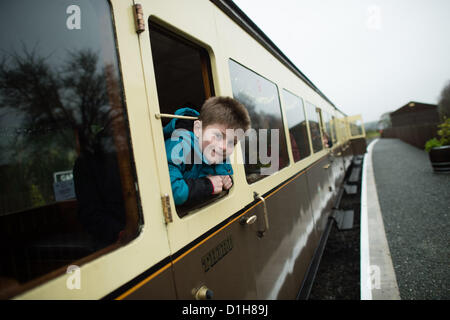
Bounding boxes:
148 21 243 219
346 114 366 139
281 88 312 162
304 101 324 154
0 0 143 298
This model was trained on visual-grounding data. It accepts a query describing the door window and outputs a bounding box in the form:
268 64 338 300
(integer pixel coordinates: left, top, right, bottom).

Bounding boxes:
149 22 228 217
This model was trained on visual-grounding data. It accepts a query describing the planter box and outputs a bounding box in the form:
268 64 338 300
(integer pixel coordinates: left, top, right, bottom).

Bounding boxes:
429 145 450 172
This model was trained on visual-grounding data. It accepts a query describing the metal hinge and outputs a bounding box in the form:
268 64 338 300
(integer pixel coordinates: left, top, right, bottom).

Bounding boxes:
133 4 145 34
161 194 173 224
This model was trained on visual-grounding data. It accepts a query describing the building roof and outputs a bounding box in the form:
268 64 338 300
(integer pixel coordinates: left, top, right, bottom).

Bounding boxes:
390 101 437 116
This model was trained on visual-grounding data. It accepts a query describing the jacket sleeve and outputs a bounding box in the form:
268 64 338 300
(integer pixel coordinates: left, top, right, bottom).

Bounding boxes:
185 177 214 206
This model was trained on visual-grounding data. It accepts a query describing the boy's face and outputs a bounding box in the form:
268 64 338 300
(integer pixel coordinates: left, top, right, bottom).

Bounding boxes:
194 121 236 164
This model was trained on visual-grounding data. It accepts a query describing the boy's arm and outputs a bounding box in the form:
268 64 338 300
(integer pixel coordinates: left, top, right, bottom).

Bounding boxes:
185 178 215 204
167 163 214 206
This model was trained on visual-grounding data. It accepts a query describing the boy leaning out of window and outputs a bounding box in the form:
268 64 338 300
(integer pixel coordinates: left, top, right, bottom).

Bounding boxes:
163 96 251 209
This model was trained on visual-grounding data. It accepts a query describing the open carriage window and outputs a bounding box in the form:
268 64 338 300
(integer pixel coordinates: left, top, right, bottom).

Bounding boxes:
149 22 224 217
149 22 214 127
0 0 141 298
349 118 364 137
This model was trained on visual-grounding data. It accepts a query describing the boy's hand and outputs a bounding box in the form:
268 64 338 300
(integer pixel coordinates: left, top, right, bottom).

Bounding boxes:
207 175 224 194
207 175 233 194
221 175 233 190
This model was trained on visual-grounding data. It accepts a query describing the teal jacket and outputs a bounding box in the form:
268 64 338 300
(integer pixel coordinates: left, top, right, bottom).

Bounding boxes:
164 108 233 207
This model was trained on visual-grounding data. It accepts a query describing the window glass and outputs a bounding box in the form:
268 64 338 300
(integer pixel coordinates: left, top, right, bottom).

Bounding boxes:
350 119 363 136
305 102 323 153
0 0 140 294
331 116 337 145
323 112 333 148
149 22 214 127
229 60 289 183
282 89 311 162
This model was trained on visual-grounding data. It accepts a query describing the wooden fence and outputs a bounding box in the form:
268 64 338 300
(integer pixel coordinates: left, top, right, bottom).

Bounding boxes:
381 123 438 149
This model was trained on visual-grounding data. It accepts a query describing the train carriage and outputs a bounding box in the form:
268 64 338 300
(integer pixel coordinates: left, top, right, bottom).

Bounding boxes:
0 0 366 300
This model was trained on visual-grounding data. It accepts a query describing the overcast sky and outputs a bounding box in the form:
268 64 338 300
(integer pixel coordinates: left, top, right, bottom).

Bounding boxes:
233 0 450 123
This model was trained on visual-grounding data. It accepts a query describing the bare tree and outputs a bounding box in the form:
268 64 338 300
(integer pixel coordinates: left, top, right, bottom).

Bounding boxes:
0 48 120 211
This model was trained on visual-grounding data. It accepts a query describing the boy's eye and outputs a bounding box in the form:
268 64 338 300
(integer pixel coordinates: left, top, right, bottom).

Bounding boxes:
215 132 223 140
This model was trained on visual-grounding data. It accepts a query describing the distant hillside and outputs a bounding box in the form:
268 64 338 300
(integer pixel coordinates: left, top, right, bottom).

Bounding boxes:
364 121 379 131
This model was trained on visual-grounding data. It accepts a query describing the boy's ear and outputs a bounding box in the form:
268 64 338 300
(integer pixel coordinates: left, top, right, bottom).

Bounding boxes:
193 120 202 138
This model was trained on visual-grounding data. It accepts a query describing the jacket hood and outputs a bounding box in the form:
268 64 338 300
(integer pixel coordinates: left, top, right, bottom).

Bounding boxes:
163 107 208 164
163 107 199 139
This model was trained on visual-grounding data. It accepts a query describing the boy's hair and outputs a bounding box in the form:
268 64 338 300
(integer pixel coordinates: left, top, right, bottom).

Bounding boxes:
199 96 251 131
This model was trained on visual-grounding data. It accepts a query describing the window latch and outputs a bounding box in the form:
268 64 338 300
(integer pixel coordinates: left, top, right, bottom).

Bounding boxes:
155 113 198 120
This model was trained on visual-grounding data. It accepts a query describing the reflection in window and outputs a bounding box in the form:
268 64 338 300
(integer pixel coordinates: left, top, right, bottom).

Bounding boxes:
229 60 289 183
305 102 323 153
0 0 140 296
282 89 311 162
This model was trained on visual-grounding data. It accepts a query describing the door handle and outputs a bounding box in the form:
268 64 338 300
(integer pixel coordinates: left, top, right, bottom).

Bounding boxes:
323 164 331 170
240 215 257 226
193 285 214 300
254 192 269 238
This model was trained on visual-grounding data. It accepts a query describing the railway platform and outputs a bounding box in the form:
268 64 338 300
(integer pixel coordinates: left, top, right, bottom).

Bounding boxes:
361 138 449 300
